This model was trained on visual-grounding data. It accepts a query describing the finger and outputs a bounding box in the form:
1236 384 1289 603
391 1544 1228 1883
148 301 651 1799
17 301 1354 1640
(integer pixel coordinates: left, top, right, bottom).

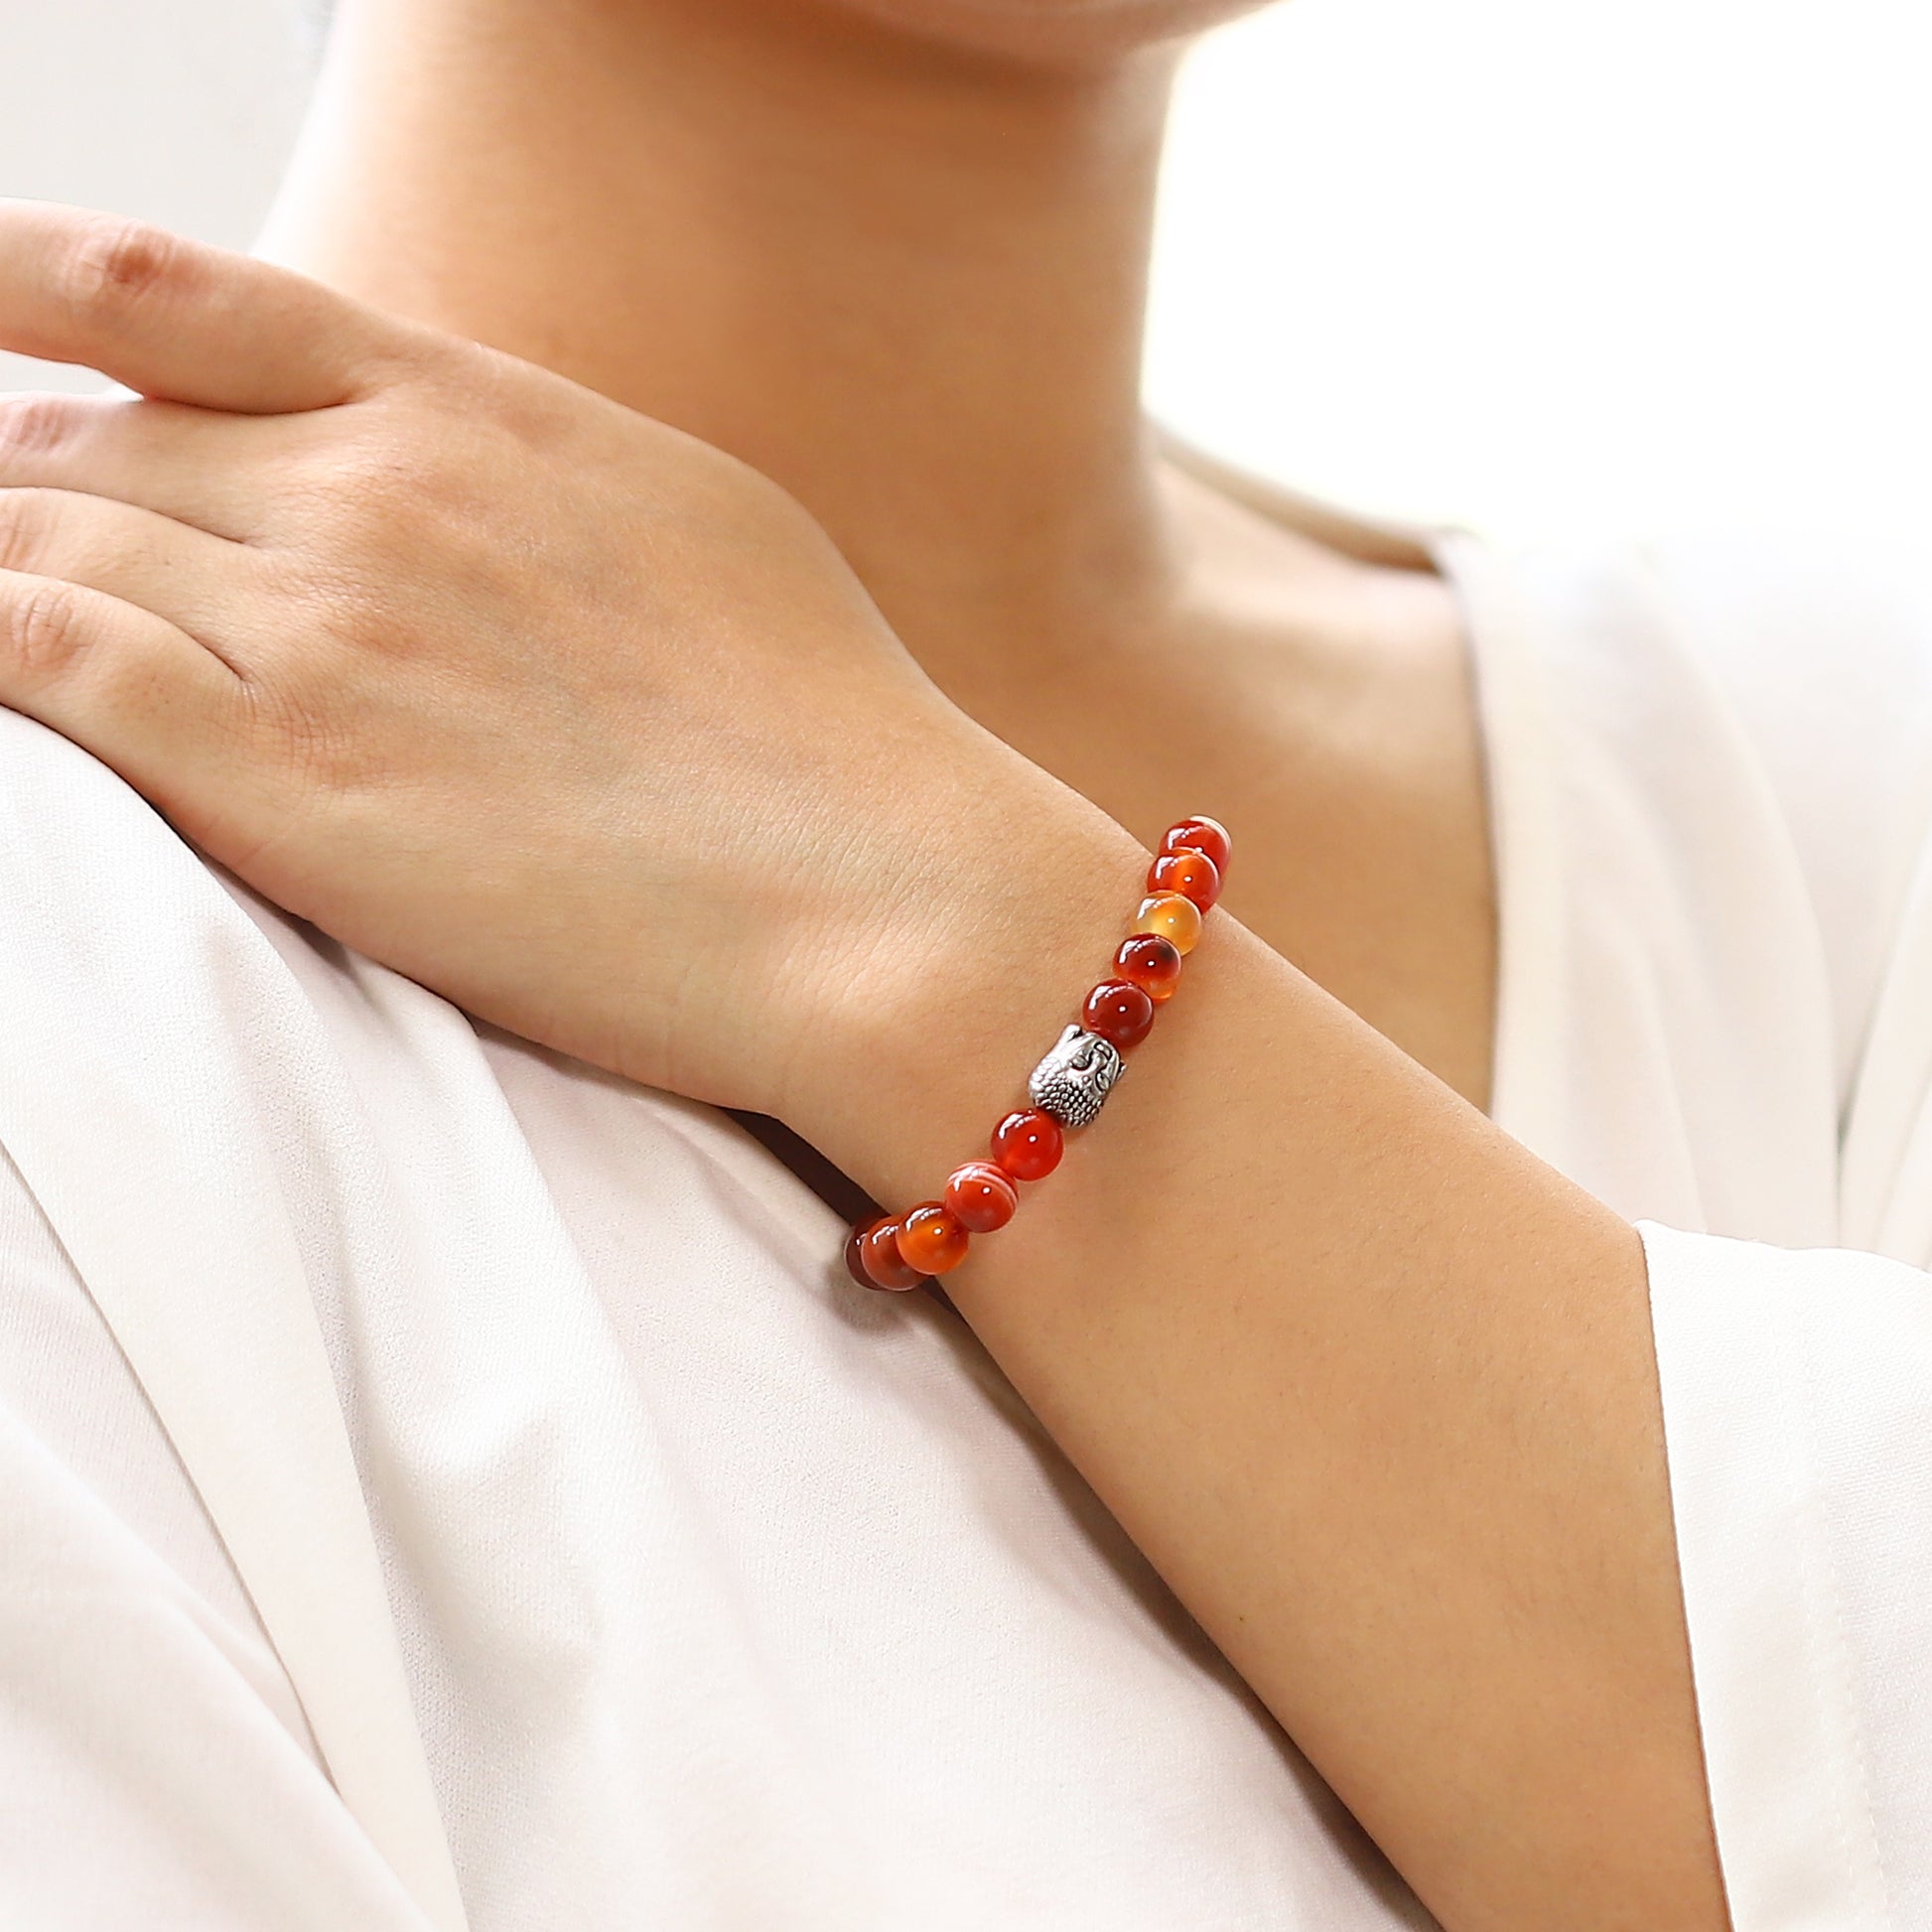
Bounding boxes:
0 568 252 829
0 392 293 542
0 200 419 413
0 487 267 654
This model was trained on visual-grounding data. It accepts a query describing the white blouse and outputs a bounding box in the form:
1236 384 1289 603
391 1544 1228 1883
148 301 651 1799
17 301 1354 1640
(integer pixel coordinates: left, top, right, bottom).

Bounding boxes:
0 524 1927 1931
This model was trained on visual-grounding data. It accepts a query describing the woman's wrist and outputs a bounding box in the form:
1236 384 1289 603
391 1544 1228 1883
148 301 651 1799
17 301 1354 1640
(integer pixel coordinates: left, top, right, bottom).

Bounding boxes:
771 747 1151 1208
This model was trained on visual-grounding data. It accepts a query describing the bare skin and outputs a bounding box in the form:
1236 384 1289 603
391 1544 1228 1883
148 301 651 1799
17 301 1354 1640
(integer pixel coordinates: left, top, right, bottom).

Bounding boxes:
267 0 1497 1106
0 0 1731 1925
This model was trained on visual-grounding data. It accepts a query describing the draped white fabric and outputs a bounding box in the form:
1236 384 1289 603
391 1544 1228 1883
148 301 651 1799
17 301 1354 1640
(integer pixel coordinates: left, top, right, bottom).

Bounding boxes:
1 525 1928 1928
1453 528 1932 1927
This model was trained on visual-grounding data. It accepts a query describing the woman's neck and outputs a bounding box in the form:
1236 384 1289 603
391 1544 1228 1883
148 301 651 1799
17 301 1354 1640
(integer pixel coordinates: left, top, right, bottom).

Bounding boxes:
263 0 1183 656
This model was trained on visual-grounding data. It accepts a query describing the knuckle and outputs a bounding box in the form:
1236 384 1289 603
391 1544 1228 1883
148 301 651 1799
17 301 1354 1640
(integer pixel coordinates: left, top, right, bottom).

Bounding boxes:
419 340 527 417
378 318 474 390
303 433 475 561
269 553 385 653
3 578 91 676
296 423 427 519
0 393 81 466
61 214 194 326
245 672 364 790
338 437 425 506
390 340 569 460
0 489 54 575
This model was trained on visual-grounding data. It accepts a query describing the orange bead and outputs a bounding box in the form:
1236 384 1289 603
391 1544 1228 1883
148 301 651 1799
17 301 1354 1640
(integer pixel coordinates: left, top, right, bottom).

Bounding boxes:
1081 977 1155 1050
1160 816 1231 876
1115 932 1182 1003
1133 892 1203 956
1148 848 1221 911
856 1215 926 1291
945 1161 1019 1232
992 1108 1064 1181
897 1201 970 1275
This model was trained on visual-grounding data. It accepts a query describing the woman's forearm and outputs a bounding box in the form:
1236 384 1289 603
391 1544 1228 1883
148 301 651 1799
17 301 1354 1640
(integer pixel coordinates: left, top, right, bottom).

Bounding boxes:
0 204 1725 1929
786 805 1728 1932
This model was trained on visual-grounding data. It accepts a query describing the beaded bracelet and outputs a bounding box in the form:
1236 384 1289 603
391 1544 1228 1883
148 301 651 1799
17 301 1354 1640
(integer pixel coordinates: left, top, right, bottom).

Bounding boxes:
845 815 1230 1292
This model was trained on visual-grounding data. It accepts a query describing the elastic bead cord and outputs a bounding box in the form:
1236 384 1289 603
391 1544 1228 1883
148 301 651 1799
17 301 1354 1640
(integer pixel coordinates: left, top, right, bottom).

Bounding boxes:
847 816 1230 1292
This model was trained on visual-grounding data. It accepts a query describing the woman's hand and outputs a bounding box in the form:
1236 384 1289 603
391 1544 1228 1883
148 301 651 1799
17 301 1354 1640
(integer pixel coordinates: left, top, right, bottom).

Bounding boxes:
0 201 1132 1121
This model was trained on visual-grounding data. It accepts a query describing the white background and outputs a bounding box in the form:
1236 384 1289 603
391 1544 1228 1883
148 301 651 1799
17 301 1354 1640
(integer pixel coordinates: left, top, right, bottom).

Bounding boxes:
2 0 1927 542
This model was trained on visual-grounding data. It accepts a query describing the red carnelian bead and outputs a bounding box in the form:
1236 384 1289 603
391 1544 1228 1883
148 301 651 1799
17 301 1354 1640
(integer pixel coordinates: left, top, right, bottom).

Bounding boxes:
1082 977 1156 1050
992 1108 1064 1181
843 1224 874 1289
858 1215 927 1291
1115 932 1183 1004
1160 815 1231 877
897 1201 971 1275
1148 848 1221 911
945 1161 1020 1232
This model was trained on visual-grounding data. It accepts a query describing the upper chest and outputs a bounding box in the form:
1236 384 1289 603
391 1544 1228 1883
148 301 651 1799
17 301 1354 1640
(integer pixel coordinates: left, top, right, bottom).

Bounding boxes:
956 551 1499 1110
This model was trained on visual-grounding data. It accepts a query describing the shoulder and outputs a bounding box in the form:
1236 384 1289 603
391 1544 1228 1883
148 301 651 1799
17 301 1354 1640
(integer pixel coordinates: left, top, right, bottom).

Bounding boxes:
0 702 220 934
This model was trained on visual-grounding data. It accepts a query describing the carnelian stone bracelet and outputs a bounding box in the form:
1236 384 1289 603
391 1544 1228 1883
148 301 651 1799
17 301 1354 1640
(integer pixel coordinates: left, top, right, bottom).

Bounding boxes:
845 816 1229 1292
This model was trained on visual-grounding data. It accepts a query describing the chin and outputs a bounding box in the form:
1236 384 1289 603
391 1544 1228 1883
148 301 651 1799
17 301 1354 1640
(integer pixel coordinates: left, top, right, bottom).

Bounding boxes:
823 0 1278 63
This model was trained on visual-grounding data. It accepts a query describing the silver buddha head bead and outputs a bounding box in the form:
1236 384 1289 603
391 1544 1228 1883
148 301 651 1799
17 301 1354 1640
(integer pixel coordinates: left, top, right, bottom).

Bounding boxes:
1028 1024 1126 1130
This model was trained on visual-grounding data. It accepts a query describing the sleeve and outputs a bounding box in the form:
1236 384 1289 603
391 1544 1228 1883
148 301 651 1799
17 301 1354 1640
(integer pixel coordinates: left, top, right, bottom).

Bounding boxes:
1625 538 1932 1928
1645 1222 1932 1931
